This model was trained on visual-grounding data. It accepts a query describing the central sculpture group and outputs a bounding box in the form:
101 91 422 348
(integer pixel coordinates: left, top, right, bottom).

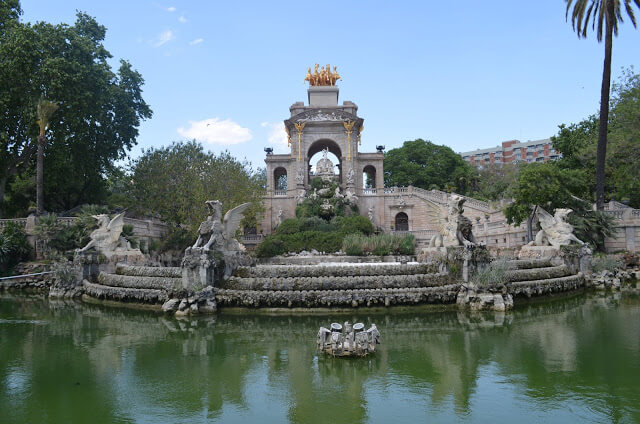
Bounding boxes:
304 63 341 86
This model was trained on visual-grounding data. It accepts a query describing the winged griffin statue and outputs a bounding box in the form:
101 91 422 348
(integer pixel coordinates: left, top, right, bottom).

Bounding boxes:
527 206 584 248
77 212 135 255
425 195 476 248
192 200 251 253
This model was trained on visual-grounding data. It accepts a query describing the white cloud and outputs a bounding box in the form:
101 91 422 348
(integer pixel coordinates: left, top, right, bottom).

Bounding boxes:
167 6 176 12
262 121 288 147
154 30 175 47
189 38 204 45
178 118 252 145
178 15 188 23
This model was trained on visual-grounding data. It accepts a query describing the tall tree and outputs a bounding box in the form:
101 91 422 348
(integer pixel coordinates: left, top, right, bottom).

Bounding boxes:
565 0 640 210
128 141 266 234
383 139 472 194
35 98 58 215
0 6 152 217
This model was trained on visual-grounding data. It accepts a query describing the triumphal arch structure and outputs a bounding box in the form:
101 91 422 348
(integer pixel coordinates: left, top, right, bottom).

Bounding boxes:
261 65 507 248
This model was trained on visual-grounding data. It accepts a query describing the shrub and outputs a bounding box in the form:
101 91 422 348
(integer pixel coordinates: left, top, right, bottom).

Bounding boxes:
341 233 415 256
157 227 194 253
0 223 32 274
256 237 287 257
333 215 374 235
275 218 301 235
591 254 623 274
121 224 138 248
471 258 515 286
299 217 336 232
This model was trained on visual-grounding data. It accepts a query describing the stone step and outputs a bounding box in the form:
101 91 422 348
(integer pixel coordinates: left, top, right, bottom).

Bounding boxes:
115 264 181 278
83 281 168 304
506 265 572 282
233 263 438 278
214 284 461 308
98 272 184 294
222 272 450 291
508 259 555 269
509 274 584 298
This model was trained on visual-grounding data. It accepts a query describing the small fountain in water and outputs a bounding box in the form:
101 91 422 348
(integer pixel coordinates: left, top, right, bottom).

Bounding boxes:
317 322 380 357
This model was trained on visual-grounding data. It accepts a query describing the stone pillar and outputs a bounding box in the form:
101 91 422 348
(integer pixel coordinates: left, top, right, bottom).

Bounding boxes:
181 247 216 292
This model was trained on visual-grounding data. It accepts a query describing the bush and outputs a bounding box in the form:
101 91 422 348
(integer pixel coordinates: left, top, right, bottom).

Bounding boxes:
157 227 194 253
591 254 623 274
471 259 515 286
332 215 374 235
0 223 32 274
275 218 301 235
341 233 415 256
121 224 138 248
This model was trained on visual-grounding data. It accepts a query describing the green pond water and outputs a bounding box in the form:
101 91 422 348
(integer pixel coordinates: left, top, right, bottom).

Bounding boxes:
1 292 639 423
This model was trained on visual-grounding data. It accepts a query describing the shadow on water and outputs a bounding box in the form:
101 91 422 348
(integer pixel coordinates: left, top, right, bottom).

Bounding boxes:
0 292 639 423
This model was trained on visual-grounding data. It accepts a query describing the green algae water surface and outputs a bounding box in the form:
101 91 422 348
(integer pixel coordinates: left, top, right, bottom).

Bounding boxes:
1 293 639 423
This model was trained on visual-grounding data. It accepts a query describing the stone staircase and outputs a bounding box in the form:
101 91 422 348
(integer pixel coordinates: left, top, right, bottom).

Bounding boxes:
505 259 584 298
83 264 184 304
215 262 460 308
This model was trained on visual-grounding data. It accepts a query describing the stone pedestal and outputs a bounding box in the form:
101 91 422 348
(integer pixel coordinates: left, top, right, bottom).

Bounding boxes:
181 247 216 291
456 283 514 312
560 244 593 274
75 250 146 282
518 245 560 259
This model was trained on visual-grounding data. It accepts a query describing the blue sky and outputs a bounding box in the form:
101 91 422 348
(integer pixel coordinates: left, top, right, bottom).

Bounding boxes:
19 0 640 170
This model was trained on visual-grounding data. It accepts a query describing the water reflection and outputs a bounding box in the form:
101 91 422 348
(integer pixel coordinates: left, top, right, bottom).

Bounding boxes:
1 293 639 423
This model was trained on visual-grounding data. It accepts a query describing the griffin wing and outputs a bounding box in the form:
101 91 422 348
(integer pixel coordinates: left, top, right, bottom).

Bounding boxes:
106 212 126 243
423 199 447 236
535 206 555 229
222 203 251 240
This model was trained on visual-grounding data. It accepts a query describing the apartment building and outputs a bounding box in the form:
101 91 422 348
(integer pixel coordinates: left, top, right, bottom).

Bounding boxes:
460 139 560 166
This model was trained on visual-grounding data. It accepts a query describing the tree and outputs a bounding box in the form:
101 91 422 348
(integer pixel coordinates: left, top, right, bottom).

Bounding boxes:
128 141 265 235
383 139 472 193
552 69 640 207
35 98 58 215
469 163 521 202
0 6 152 217
504 163 589 226
566 0 640 210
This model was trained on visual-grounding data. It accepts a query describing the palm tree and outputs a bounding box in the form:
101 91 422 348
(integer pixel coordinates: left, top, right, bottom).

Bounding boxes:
565 0 639 210
36 98 58 216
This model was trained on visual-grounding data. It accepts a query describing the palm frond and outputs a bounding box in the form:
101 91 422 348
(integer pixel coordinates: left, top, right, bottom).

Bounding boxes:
36 98 59 135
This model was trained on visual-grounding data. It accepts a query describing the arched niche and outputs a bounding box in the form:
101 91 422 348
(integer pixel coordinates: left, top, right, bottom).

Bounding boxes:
307 139 342 183
363 165 377 188
395 212 409 231
274 167 287 191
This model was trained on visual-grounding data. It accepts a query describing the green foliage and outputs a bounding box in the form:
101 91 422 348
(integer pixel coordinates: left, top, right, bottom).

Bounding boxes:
121 224 138 249
154 227 194 254
295 178 357 220
341 233 415 256
256 231 345 257
332 215 375 235
469 163 521 201
567 207 615 252
471 259 515 286
504 163 589 226
0 222 32 274
383 139 472 193
127 141 264 234
551 68 640 207
0 11 152 216
591 254 624 274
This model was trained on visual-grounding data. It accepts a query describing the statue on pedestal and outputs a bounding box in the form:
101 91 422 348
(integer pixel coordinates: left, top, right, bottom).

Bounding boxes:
426 195 476 248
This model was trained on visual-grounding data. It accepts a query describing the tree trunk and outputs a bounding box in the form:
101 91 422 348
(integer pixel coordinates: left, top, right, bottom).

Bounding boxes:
595 5 614 211
36 134 45 216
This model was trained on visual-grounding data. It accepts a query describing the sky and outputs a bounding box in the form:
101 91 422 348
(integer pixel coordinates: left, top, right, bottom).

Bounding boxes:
19 0 640 171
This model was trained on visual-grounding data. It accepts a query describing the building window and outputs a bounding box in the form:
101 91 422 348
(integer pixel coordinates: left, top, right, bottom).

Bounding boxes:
395 212 409 232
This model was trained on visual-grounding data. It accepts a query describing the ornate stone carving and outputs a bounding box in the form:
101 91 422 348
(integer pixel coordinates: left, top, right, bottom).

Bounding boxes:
317 322 380 357
346 167 355 185
528 206 584 248
295 166 304 185
426 195 476 248
77 212 142 258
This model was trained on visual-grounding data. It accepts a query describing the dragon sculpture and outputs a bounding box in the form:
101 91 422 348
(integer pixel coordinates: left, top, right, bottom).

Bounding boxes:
527 206 584 248
192 200 251 253
77 212 135 255
425 195 476 248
